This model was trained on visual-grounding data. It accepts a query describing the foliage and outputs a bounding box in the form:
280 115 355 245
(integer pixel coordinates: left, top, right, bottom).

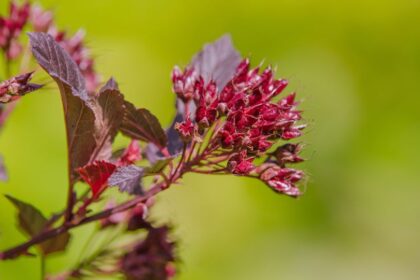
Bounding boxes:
0 1 306 279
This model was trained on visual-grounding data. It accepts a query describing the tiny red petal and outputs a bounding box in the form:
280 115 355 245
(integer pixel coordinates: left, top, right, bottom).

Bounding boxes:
118 140 142 166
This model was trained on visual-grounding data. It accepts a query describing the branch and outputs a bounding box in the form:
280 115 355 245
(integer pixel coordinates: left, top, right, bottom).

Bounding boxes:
0 183 163 260
0 128 224 261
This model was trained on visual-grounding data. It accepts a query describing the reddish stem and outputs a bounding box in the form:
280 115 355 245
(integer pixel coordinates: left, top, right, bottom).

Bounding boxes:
0 183 164 260
0 123 230 261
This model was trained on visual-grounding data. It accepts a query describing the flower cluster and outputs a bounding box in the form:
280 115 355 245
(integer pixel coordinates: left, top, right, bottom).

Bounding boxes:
1 2 99 91
172 58 306 196
0 23 308 280
0 1 30 60
121 226 177 280
0 72 42 103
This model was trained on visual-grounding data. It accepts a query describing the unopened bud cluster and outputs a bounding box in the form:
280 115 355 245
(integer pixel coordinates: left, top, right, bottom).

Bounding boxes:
172 59 306 196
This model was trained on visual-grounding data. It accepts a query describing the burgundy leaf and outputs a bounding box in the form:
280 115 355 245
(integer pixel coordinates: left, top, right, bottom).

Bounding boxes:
29 33 124 182
166 103 186 155
0 155 7 181
120 101 167 148
29 32 95 182
5 195 71 256
28 32 88 100
191 34 241 89
90 78 125 161
108 165 144 195
145 101 187 163
77 160 117 198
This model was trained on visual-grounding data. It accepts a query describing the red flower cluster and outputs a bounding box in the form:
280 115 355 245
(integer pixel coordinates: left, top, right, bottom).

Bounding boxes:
1 2 100 91
0 72 42 103
121 226 177 280
258 164 304 197
0 1 30 59
172 58 306 196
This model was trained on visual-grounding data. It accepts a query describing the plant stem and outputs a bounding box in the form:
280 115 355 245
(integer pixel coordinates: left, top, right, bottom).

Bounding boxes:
0 183 164 260
40 255 46 280
171 143 187 180
0 133 226 261
64 181 75 223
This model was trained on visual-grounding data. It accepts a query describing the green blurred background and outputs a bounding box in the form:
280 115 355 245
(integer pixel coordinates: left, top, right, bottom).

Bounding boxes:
1 0 420 279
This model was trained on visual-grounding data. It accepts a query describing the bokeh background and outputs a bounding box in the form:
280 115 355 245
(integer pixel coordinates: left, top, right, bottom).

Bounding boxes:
1 0 420 279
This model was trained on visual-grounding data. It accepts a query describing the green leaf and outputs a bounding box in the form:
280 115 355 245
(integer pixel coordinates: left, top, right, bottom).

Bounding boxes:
5 195 48 237
144 158 171 176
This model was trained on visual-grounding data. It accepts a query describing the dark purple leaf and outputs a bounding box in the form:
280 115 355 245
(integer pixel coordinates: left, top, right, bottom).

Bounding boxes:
29 33 95 182
0 155 7 181
29 33 124 182
191 34 241 89
28 32 88 101
108 165 144 195
90 78 125 161
120 101 167 148
145 101 186 163
5 195 71 256
167 101 187 155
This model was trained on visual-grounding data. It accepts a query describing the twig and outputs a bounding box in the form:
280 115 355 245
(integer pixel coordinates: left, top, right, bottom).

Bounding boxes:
0 183 163 260
40 255 46 280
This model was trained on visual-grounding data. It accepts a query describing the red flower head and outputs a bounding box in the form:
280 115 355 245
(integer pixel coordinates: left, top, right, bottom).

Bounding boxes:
30 4 53 32
175 115 195 141
171 66 197 102
259 165 304 197
0 72 42 103
228 150 255 175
